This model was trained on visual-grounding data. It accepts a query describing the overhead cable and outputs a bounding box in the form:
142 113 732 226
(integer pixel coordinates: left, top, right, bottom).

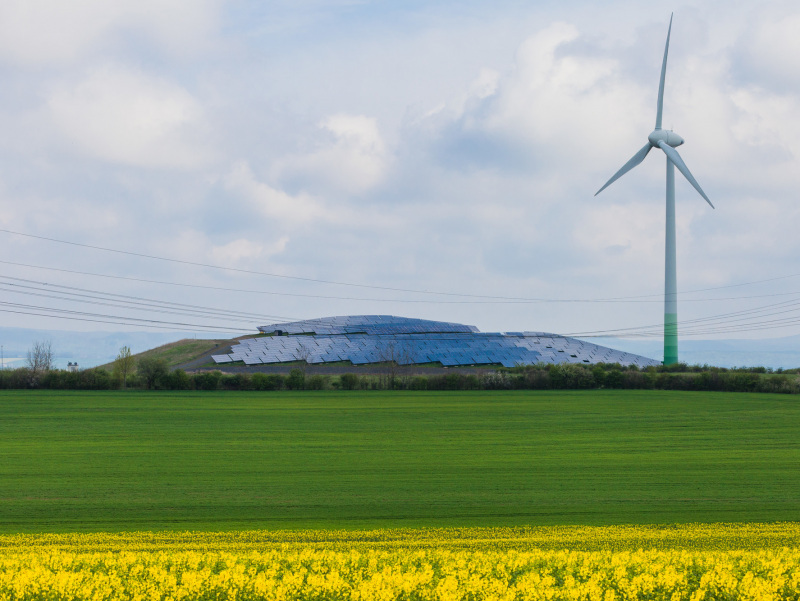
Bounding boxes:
2 256 800 305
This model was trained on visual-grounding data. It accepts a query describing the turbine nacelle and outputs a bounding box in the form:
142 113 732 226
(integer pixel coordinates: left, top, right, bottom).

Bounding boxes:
648 129 684 148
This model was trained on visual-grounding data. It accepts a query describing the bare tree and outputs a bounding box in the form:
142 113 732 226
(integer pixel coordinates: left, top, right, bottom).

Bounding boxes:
113 346 134 388
27 340 54 372
378 340 413 389
26 340 54 385
296 341 312 377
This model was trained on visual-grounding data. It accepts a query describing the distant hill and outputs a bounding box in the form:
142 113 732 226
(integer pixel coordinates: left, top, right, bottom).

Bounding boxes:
590 335 800 369
0 327 242 370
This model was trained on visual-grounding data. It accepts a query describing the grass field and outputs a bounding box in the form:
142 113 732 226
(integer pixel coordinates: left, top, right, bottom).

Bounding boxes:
2 389 800 532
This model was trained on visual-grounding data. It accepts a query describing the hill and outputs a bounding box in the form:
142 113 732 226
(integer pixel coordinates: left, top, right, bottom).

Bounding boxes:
97 337 253 371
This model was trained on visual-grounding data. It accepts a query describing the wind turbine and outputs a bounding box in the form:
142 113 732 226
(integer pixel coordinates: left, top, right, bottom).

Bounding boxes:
595 14 713 366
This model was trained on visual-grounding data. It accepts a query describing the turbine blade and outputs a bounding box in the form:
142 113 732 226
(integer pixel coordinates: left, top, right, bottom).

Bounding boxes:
657 141 714 208
595 143 652 196
655 13 673 130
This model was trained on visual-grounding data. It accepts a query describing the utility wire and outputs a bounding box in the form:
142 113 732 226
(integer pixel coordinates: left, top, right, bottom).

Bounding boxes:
568 297 800 338
5 260 800 340
573 298 800 336
0 228 523 300
5 229 800 340
0 285 262 326
4 227 800 303
5 269 800 340
0 276 295 322
0 301 251 333
2 257 800 305
6 278 800 340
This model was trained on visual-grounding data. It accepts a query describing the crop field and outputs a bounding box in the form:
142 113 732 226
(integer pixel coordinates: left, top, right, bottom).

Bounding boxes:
3 389 800 598
2 389 800 532
3 524 800 599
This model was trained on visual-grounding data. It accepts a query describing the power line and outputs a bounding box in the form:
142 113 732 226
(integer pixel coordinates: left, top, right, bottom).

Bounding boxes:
5 228 800 343
568 296 800 338
0 276 296 323
4 271 800 341
4 227 800 303
2 256 800 305
0 301 252 333
0 285 262 326
0 228 516 300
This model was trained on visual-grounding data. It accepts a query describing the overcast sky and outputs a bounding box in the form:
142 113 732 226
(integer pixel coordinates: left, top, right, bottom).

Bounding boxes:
0 0 799 344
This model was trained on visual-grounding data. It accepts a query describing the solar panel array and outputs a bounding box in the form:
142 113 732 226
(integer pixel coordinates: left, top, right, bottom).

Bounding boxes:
257 315 479 336
212 315 659 368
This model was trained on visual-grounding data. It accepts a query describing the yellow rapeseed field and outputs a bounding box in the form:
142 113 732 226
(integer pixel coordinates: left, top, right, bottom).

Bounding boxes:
1 524 799 600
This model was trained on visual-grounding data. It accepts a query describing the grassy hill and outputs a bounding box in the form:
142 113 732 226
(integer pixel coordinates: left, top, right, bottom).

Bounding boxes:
2 389 800 532
97 336 258 371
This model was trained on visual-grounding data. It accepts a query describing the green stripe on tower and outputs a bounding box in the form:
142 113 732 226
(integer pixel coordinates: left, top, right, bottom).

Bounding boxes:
664 313 678 365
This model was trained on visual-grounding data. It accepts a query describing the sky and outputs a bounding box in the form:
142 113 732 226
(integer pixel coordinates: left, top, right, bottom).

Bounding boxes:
1 0 799 348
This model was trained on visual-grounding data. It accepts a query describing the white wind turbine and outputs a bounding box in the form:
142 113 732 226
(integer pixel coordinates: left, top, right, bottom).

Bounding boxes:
595 14 713 365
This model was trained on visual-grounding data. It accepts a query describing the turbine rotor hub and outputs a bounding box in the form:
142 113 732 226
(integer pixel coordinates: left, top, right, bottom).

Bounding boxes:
648 129 684 148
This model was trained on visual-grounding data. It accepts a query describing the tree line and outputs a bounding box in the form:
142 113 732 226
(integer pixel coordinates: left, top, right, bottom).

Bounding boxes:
1 353 798 394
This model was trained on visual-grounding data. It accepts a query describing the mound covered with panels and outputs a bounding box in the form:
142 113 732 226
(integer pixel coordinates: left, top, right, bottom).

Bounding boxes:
213 316 658 368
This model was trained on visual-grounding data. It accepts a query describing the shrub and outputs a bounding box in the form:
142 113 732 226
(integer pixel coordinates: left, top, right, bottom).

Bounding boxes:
220 373 250 391
622 370 655 389
251 373 268 390
340 373 360 390
521 368 549 390
444 373 464 390
307 375 327 390
163 369 192 390
137 357 169 390
604 369 624 388
286 369 305 390
482 372 514 389
194 371 222 391
250 373 286 391
267 374 286 390
408 376 428 390
549 364 594 389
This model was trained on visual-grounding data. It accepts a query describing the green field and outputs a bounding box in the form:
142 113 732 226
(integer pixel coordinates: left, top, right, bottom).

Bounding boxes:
1 389 799 532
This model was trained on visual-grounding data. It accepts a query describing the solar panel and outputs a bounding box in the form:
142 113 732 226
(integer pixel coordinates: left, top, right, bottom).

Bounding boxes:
218 316 659 368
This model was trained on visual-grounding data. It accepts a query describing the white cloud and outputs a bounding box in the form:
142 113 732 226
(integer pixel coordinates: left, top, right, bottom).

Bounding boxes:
731 88 800 164
572 203 662 265
274 114 388 195
736 8 800 89
210 237 289 265
0 0 220 65
47 64 210 169
225 161 328 224
415 22 652 178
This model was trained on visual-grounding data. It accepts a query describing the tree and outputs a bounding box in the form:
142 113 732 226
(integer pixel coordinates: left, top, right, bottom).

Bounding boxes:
137 356 168 390
113 346 134 388
26 340 54 383
378 340 413 389
296 342 311 377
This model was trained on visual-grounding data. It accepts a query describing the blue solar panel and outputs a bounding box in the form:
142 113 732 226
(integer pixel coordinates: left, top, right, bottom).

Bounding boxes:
214 316 658 369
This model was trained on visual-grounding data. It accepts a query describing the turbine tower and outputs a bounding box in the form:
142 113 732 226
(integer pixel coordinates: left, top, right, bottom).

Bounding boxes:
595 14 713 365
